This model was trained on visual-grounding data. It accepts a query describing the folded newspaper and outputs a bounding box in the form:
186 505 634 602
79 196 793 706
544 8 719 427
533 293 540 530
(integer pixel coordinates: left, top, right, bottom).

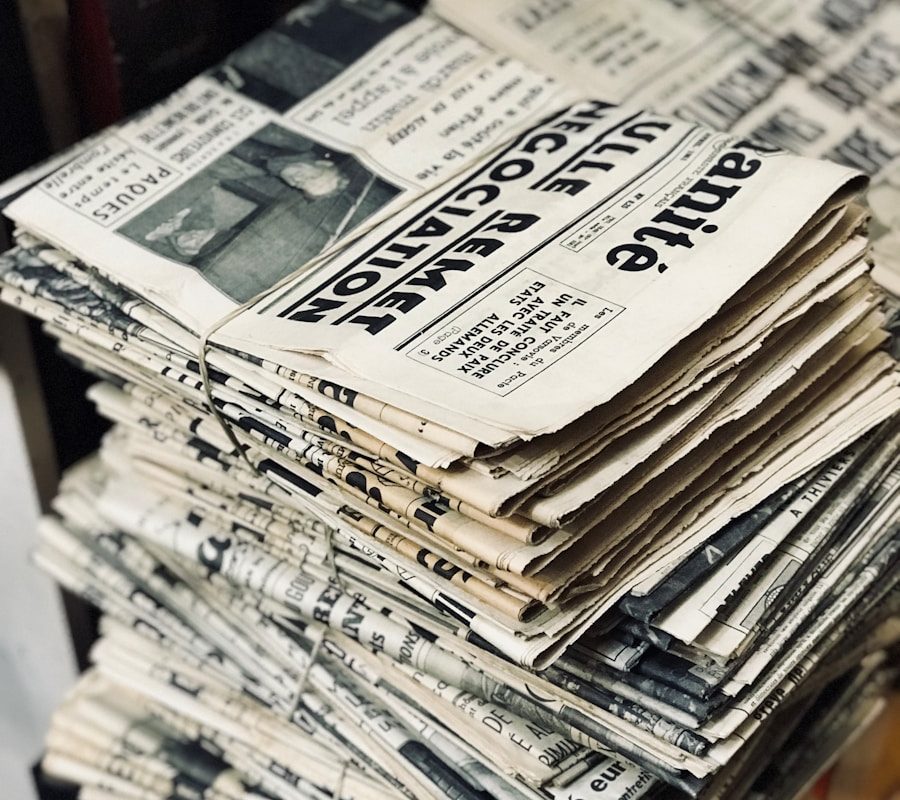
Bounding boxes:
430 0 900 296
3 2 899 799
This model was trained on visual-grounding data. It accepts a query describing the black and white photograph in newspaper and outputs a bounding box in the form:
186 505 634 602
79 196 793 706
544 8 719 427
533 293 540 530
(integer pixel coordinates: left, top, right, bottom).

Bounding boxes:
116 122 401 302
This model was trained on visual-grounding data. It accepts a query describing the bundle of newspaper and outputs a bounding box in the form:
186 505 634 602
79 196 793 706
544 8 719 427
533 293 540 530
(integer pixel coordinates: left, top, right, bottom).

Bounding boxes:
2 1 900 798
29 436 900 800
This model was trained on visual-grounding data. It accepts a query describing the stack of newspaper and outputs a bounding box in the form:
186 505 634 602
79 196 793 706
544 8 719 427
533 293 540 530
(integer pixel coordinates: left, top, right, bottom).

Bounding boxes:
2 2 899 799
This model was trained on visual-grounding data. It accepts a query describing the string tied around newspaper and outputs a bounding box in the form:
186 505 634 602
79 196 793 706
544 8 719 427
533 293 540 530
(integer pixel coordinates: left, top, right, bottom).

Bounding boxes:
323 525 346 591
332 759 349 800
292 634 324 713
196 243 361 600
288 634 349 800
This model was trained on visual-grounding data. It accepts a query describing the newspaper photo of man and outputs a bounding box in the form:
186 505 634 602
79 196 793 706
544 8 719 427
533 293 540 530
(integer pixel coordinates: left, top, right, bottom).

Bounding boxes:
117 123 401 303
